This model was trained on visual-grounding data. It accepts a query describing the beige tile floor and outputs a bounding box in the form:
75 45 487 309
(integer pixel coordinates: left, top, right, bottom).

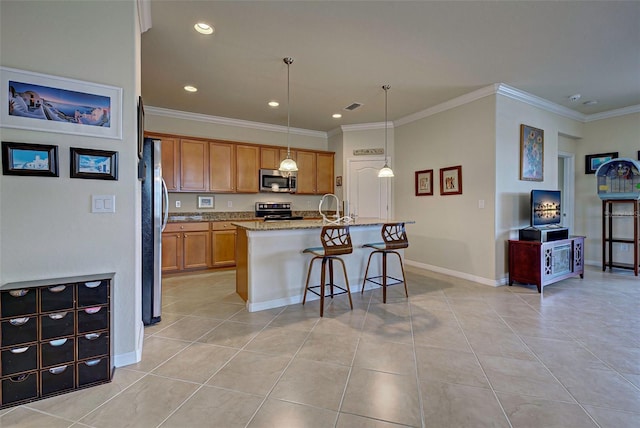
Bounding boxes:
2 265 640 427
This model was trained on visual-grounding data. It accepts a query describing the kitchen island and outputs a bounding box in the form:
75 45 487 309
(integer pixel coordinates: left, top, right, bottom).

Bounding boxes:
233 218 412 312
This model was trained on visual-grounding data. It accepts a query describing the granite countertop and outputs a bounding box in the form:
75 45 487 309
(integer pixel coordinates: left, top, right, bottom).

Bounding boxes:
232 218 414 231
167 211 322 223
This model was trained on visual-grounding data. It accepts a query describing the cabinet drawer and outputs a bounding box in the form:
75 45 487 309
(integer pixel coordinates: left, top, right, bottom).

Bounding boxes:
0 289 37 318
41 338 75 368
40 365 74 396
77 280 109 307
77 332 109 360
1 317 38 347
211 221 236 231
40 312 74 341
1 345 38 377
77 307 108 334
164 222 209 233
1 372 38 406
40 285 74 313
77 357 110 387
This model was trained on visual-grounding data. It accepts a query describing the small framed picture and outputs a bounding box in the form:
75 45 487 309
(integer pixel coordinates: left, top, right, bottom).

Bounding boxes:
336 176 342 187
1 141 59 177
70 147 118 180
415 169 433 196
197 195 215 209
520 124 544 181
440 165 462 195
585 152 618 174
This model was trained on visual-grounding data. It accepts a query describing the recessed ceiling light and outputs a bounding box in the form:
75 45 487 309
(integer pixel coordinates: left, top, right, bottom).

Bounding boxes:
332 113 342 119
268 101 279 107
194 23 214 35
583 100 598 106
184 85 198 93
568 94 581 102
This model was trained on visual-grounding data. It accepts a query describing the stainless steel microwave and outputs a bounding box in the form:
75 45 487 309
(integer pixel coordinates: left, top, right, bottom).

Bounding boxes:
259 169 297 193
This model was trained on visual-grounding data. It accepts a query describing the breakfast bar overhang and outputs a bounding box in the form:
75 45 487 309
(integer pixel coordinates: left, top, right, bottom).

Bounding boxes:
233 219 412 312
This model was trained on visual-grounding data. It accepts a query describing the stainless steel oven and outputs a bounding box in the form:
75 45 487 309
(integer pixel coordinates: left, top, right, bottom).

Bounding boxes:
259 169 297 193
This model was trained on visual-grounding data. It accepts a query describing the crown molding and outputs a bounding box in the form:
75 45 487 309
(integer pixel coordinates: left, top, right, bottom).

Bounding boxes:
145 106 326 138
585 104 640 122
137 0 152 33
496 84 585 121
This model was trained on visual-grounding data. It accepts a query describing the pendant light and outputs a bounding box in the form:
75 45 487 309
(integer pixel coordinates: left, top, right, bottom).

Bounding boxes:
378 84 394 178
278 57 298 173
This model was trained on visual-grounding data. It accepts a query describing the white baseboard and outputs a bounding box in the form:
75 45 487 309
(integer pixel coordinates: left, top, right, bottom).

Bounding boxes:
113 321 144 368
404 259 504 287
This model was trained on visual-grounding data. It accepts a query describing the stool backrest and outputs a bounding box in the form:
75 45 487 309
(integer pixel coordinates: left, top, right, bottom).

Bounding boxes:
321 225 353 256
381 223 409 249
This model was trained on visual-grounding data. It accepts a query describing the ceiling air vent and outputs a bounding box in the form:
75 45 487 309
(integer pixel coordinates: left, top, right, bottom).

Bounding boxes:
344 102 363 111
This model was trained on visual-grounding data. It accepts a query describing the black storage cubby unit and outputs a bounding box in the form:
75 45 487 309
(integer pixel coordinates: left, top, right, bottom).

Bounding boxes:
0 273 114 408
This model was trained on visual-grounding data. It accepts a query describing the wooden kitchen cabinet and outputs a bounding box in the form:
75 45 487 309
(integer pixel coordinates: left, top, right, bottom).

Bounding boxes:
235 144 259 193
146 134 179 191
211 222 237 267
296 150 334 195
260 147 296 170
180 139 209 192
209 141 235 192
162 223 210 272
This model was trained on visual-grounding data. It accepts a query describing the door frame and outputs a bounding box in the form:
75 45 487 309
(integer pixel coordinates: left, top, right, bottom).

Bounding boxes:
346 156 392 219
558 151 575 233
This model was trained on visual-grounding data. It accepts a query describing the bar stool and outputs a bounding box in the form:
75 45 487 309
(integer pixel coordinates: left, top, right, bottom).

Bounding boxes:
303 225 354 317
362 222 409 303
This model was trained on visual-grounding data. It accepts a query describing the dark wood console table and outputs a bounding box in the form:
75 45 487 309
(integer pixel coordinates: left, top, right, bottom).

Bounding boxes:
508 237 585 293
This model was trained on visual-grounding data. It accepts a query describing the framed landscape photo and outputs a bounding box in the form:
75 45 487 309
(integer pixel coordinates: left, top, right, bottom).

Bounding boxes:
70 147 118 180
2 141 59 177
1 67 122 140
415 169 434 196
197 195 215 209
585 152 618 174
440 165 462 195
520 124 544 181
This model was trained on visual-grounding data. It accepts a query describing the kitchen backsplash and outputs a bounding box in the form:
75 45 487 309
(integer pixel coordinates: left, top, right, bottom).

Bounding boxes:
168 192 329 213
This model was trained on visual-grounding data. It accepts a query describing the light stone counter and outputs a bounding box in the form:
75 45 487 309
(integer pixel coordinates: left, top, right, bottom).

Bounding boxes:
234 218 413 312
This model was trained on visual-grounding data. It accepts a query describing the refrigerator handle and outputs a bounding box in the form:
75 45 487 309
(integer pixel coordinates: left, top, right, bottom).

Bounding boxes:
161 178 169 232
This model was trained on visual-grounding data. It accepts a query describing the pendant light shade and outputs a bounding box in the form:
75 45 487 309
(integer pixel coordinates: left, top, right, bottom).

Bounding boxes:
378 84 394 178
279 57 298 173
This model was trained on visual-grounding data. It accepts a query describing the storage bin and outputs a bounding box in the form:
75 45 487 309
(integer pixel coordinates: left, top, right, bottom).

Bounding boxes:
77 307 108 333
1 372 38 405
77 357 109 386
40 312 74 340
1 345 38 377
1 317 38 347
0 289 37 318
77 281 108 307
41 338 75 368
40 365 74 396
77 332 108 360
40 285 74 313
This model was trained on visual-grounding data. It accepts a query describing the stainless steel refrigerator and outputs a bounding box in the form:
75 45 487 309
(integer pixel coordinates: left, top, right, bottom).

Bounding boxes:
141 138 168 325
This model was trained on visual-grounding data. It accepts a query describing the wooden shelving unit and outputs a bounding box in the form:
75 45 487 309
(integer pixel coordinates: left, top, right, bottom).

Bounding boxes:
602 199 640 275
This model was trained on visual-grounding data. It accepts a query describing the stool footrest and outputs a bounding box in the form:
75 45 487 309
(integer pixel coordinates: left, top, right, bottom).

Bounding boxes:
363 275 404 287
306 284 350 298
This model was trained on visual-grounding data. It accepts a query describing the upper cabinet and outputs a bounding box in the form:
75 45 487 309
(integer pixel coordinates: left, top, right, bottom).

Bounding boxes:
260 147 297 170
236 144 259 193
209 141 235 192
146 134 179 191
316 152 334 195
180 139 209 192
296 150 334 195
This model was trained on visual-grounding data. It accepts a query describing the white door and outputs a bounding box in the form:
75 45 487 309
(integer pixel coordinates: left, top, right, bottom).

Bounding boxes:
347 158 390 219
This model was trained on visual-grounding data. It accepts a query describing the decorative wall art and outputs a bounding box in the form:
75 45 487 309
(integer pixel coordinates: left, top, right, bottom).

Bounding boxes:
197 195 215 209
70 147 118 180
440 165 462 195
1 141 59 177
520 124 544 181
415 169 434 196
336 176 342 187
585 152 618 174
1 67 122 140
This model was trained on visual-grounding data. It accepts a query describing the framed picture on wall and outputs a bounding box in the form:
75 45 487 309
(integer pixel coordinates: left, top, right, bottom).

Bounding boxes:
520 124 544 181
415 169 433 196
440 165 462 195
70 147 118 180
1 141 59 177
585 152 618 174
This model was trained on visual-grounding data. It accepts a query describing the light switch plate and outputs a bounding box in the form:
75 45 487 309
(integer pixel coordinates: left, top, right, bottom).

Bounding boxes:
92 195 115 213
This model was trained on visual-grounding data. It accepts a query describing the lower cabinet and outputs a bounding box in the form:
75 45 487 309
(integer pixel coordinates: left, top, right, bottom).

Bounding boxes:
162 222 211 272
211 222 237 268
0 273 113 408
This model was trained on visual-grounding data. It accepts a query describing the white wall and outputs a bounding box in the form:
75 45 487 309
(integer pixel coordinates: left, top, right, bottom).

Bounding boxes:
0 0 140 366
575 112 640 265
394 96 497 283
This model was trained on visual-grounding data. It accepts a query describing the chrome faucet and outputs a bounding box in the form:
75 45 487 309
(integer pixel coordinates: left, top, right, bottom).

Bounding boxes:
319 193 352 224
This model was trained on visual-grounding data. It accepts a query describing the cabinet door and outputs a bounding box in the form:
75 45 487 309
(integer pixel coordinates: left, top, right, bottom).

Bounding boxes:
296 151 317 194
183 231 211 270
316 152 334 195
161 232 182 272
160 137 179 191
236 145 259 193
209 141 235 192
212 230 237 267
180 139 208 191
261 147 297 170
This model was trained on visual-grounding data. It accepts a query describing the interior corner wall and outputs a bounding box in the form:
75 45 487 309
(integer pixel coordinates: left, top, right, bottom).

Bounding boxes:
575 112 640 265
328 131 345 201
394 96 497 283
495 95 582 281
0 0 139 366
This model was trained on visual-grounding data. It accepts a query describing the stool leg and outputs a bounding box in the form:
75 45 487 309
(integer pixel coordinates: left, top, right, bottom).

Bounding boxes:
362 251 376 293
320 258 327 317
382 251 388 303
336 257 353 310
329 258 335 298
392 251 409 298
303 256 318 305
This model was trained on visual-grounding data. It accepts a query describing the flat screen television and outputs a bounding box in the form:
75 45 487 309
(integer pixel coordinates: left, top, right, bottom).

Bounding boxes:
530 189 562 227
